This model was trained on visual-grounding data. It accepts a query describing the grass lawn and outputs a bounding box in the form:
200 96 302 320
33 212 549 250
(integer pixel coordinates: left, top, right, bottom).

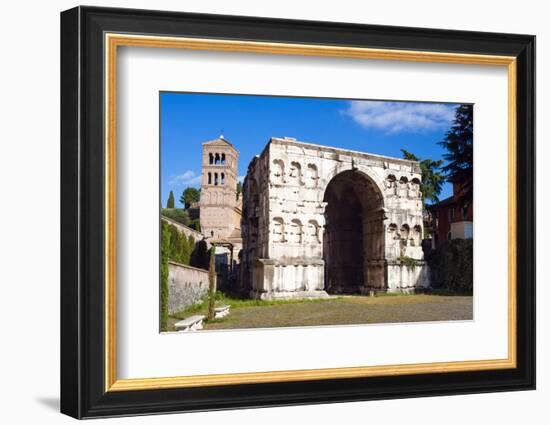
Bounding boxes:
167 292 473 331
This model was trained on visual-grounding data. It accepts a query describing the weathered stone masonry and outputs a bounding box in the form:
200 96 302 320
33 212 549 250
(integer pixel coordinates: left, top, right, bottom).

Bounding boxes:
241 137 430 299
199 136 243 271
167 261 210 314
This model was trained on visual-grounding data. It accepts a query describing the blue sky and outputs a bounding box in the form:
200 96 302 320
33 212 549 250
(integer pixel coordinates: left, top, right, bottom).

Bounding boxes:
161 92 462 207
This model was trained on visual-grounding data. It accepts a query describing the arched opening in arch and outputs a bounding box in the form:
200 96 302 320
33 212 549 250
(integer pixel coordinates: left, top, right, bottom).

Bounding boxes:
400 223 410 240
386 174 397 195
413 225 422 246
323 170 385 294
288 161 302 185
307 219 320 243
209 153 214 164
306 164 319 187
400 224 410 255
289 219 303 243
410 177 421 198
398 176 409 197
272 217 285 242
215 153 220 165
272 159 284 184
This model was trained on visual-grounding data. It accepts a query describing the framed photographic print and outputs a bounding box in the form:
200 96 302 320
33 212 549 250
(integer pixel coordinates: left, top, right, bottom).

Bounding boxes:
60 6 536 419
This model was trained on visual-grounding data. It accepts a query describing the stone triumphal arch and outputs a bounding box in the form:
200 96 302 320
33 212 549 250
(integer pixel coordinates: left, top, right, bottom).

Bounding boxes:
241 137 430 299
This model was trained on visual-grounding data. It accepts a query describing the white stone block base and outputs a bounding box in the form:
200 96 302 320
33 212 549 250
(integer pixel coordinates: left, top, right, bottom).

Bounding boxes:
250 290 329 300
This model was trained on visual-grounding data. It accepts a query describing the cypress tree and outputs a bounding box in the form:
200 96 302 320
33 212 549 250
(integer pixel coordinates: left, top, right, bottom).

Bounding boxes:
166 190 175 208
438 104 473 201
180 233 190 265
185 235 195 265
167 225 181 261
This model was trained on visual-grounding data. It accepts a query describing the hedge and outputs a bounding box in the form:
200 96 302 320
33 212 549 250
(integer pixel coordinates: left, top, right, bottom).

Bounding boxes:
426 238 473 293
160 222 170 331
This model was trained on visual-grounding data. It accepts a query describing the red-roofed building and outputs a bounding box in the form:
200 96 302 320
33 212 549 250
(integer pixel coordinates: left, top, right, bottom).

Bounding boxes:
427 182 473 248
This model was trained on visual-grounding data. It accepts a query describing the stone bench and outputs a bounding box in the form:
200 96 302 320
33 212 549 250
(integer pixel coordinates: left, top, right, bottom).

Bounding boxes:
174 315 206 332
214 305 231 319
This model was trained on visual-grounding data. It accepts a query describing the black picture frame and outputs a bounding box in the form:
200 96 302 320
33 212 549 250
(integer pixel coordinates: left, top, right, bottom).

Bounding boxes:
60 5 536 419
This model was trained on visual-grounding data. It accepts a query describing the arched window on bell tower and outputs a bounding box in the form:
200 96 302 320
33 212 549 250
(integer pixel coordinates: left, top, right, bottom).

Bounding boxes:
221 173 225 185
214 173 219 185
208 172 212 185
209 153 213 164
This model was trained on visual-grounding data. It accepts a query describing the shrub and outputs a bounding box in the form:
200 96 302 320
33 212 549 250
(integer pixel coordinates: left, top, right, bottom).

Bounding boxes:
188 218 201 232
397 255 420 270
161 208 190 226
426 239 473 293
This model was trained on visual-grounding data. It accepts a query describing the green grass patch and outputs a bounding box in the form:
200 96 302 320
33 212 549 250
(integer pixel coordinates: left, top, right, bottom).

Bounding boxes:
170 292 341 321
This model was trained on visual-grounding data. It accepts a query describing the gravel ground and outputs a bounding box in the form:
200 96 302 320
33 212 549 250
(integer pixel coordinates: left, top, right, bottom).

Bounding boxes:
194 294 473 331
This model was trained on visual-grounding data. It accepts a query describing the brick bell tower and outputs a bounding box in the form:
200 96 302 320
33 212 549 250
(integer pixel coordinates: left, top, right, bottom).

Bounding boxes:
199 135 241 241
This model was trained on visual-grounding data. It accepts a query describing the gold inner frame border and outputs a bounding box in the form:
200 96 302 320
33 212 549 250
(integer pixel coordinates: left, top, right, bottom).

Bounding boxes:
104 33 517 392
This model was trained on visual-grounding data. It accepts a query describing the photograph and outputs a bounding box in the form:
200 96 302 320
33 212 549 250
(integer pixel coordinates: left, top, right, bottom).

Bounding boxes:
159 93 474 332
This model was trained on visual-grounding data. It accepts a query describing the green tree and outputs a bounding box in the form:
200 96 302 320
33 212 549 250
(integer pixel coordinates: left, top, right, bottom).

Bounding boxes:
190 239 208 269
167 224 180 261
181 234 188 263
166 190 175 208
165 223 192 265
180 187 200 209
438 104 473 201
160 222 170 331
181 233 191 265
400 149 444 204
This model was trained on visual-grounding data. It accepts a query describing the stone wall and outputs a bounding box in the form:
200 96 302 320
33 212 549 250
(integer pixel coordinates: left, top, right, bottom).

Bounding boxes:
167 261 210 314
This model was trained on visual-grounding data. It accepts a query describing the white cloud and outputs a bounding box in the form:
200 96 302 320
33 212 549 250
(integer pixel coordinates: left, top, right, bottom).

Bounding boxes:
169 170 202 186
343 101 456 133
